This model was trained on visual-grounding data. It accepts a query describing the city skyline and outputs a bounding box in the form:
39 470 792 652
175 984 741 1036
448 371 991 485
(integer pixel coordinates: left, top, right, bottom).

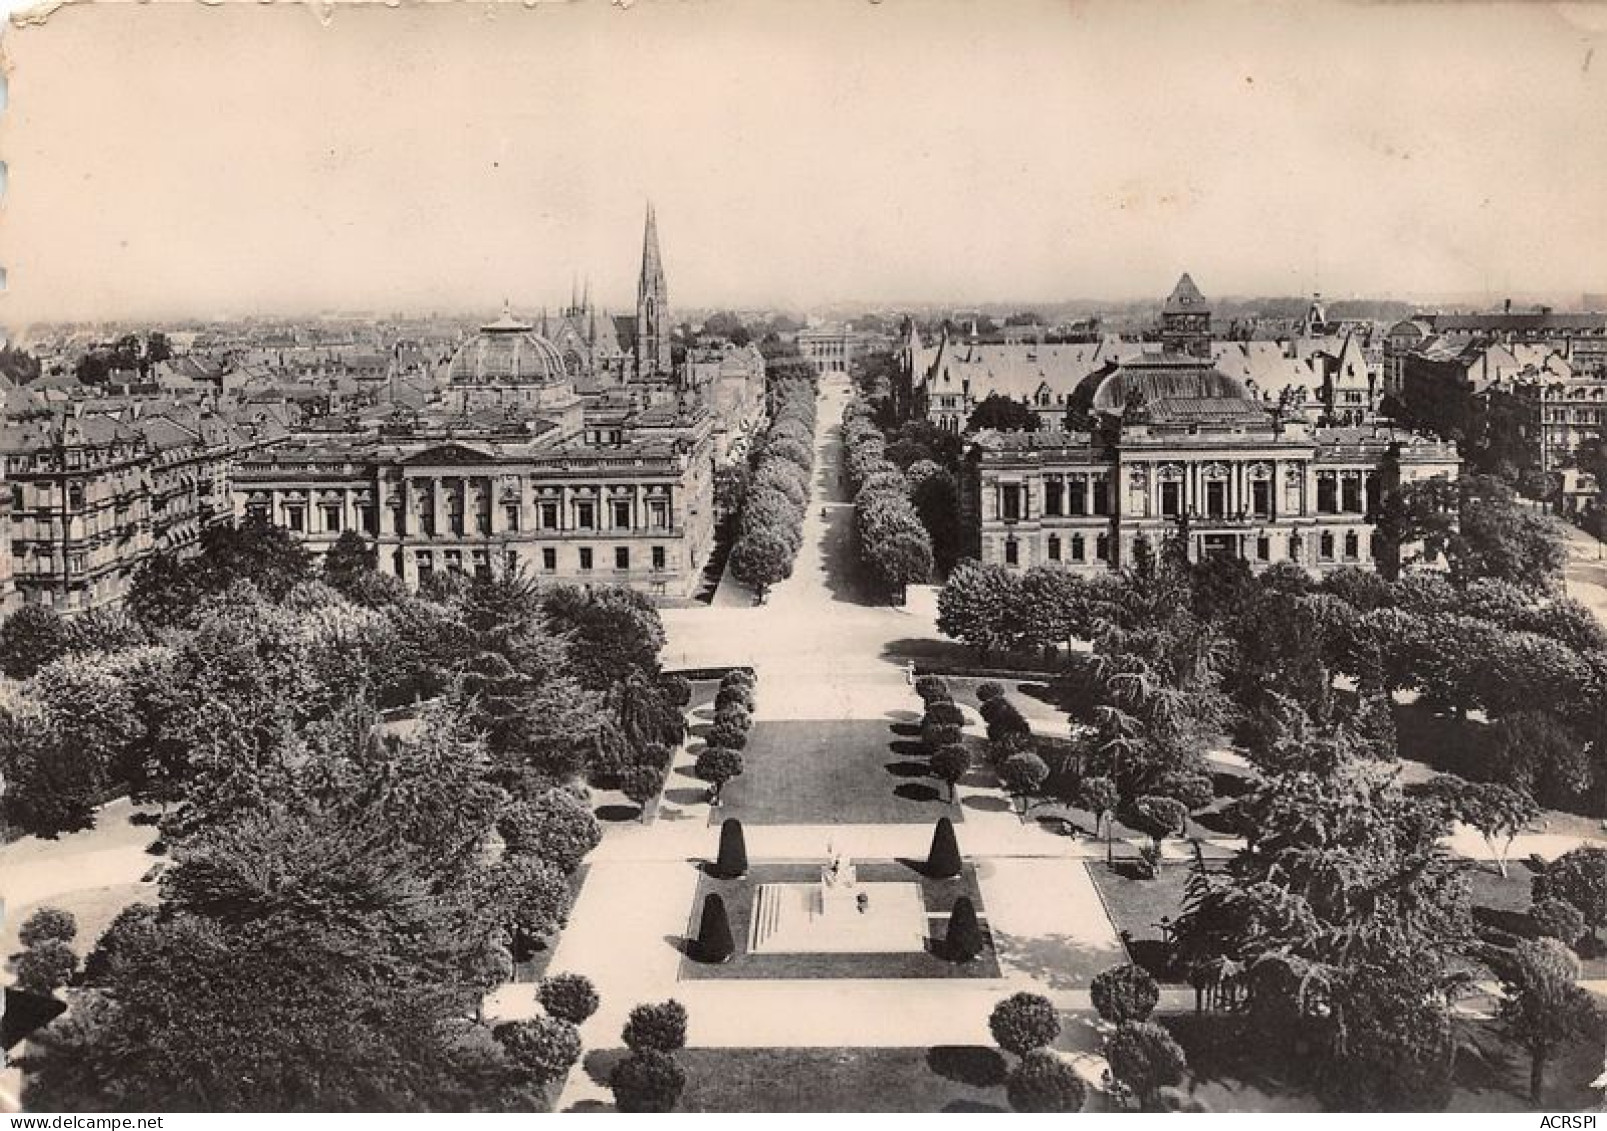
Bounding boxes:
3 1 1606 325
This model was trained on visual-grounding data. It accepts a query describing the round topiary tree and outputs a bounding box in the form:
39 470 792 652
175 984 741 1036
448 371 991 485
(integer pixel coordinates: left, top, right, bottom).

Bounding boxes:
705 721 749 752
715 817 748 878
989 992 1061 1058
921 720 964 750
611 1050 687 1113
17 907 78 949
914 675 950 704
538 972 600 1025
1007 1048 1087 1113
622 999 689 1053
13 939 78 995
494 1016 582 1086
924 700 966 729
976 681 1006 702
927 816 963 879
1104 1020 1188 1110
1090 963 1161 1024
693 893 736 964
1532 897 1587 946
946 895 984 962
712 702 752 732
694 745 745 805
621 764 666 823
931 744 972 804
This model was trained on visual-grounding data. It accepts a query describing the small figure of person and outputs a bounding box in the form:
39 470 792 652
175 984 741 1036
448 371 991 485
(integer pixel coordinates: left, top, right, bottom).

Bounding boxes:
856 891 869 915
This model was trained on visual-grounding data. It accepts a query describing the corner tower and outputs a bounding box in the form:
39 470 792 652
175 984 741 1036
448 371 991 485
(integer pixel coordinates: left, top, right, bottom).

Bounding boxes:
636 203 671 378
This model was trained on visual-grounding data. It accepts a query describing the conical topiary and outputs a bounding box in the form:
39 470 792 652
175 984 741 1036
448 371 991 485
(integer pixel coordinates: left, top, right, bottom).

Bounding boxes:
692 893 735 964
946 895 983 962
715 818 748 879
927 816 962 879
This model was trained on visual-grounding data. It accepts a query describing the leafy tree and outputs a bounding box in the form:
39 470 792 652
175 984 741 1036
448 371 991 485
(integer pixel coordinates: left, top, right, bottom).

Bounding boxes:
14 938 78 995
988 992 1061 1057
1090 963 1160 1024
610 1050 686 1113
1533 847 1607 936
0 604 71 679
620 764 665 822
694 746 744 804
1000 751 1050 819
729 523 795 598
494 1017 582 1086
966 393 1038 433
1127 795 1187 852
938 560 1023 661
1499 938 1600 1102
622 1000 688 1053
930 744 972 804
1490 711 1594 810
1104 1021 1187 1110
322 530 378 595
1417 777 1536 877
542 585 665 690
18 908 78 948
1079 776 1120 846
1006 1049 1087 1113
1531 897 1587 946
486 855 574 954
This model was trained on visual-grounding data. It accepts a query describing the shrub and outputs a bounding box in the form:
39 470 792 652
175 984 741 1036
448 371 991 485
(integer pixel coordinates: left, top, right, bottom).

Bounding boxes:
13 939 78 995
976 681 1006 702
622 999 689 1053
660 674 692 707
715 817 748 878
1090 964 1160 1024
1104 1021 1188 1108
946 896 984 962
693 893 736 964
984 699 1031 742
927 817 963 878
611 1050 686 1113
989 992 1061 1057
494 1016 582 1085
497 790 602 873
920 720 964 750
635 741 673 772
17 907 78 948
924 700 966 729
538 972 600 1025
914 675 951 703
1532 897 1587 946
1007 1049 1087 1113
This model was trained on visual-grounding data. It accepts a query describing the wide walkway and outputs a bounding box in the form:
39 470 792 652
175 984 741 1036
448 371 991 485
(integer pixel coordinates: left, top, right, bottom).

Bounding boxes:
522 375 1129 1110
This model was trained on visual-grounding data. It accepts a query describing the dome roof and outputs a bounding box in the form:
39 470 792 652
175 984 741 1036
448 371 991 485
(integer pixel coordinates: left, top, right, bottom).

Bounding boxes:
1085 358 1268 423
446 308 568 386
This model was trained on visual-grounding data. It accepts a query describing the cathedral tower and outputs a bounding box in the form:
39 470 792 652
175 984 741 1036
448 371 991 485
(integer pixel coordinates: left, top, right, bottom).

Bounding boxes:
636 203 671 377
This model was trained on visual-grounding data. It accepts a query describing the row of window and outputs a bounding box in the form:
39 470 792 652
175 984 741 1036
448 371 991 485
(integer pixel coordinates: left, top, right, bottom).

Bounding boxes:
253 496 673 538
1001 528 1365 567
412 544 668 575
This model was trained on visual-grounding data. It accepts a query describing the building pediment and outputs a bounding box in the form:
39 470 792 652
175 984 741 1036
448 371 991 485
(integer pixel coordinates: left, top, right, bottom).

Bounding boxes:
401 442 499 467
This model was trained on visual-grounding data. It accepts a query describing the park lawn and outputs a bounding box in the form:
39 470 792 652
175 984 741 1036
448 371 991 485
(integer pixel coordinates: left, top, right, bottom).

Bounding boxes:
1164 1011 1606 1113
580 1046 1010 1112
679 859 1001 980
1084 861 1199 983
714 718 963 825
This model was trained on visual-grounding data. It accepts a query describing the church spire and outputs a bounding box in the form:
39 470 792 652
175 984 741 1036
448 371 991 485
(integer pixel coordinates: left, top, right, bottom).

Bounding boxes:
636 201 670 378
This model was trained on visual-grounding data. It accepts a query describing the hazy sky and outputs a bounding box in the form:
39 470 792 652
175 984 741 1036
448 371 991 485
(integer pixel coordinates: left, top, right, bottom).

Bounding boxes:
4 0 1607 325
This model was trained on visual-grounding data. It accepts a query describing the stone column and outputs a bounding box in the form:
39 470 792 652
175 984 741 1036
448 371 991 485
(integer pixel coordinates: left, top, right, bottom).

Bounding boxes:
488 477 503 535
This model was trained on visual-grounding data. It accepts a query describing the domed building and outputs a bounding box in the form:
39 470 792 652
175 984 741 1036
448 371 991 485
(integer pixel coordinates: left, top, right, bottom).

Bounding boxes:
962 352 1460 577
443 306 584 436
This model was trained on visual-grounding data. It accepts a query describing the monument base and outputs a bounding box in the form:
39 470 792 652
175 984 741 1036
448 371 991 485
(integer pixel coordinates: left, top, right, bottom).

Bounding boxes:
748 882 927 954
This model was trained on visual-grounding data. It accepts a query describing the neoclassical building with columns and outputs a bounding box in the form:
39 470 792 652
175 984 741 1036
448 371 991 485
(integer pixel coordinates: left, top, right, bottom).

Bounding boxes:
233 309 716 599
961 357 1459 575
